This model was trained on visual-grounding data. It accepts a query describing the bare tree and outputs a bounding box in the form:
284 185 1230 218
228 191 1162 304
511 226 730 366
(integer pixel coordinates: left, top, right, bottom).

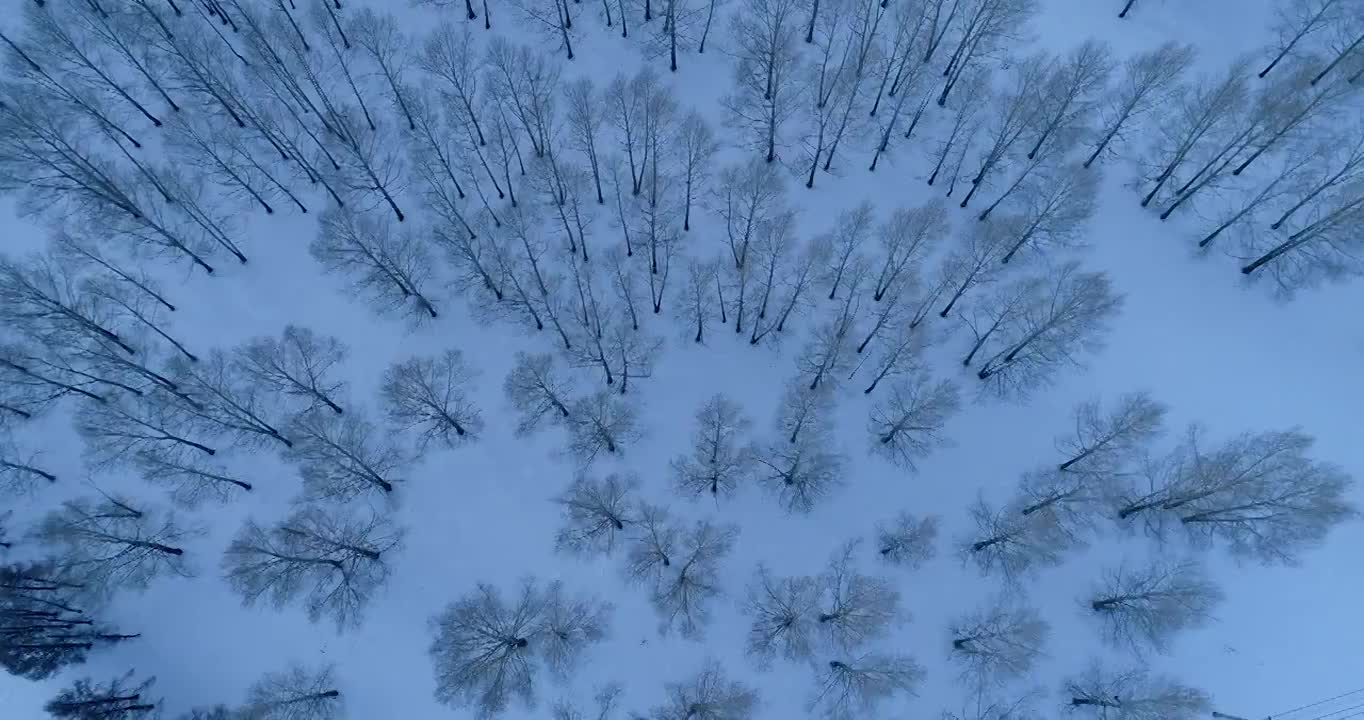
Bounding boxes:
75 391 217 467
1015 467 1113 546
872 202 948 302
134 448 251 508
680 112 719 230
244 664 344 720
623 503 681 590
421 22 487 146
809 652 925 720
83 278 196 363
312 207 439 321
937 0 1039 107
815 541 900 652
867 374 960 472
973 263 1124 399
0 560 137 680
552 684 623 720
0 253 134 355
507 0 578 59
752 430 845 513
1139 62 1250 209
565 78 608 204
0 436 56 494
743 566 819 667
1195 146 1321 250
429 579 611 718
948 598 1049 686
565 390 642 465
958 494 1070 582
169 352 292 449
725 0 806 162
1116 425 1356 565
351 8 419 131
0 343 95 422
554 472 640 557
798 278 865 390
996 165 1098 264
714 159 786 270
817 203 873 300
958 53 1048 208
45 671 159 720
35 495 195 598
224 504 402 630
671 394 755 501
1237 178 1364 295
1087 558 1223 655
651 661 758 720
52 231 176 314
537 581 613 681
504 352 574 436
1063 663 1211 720
234 326 348 415
874 512 939 568
677 258 718 343
651 520 739 638
286 411 408 501
1086 42 1197 168
1055 392 1166 475
1026 40 1114 160
1260 0 1352 77
381 350 483 447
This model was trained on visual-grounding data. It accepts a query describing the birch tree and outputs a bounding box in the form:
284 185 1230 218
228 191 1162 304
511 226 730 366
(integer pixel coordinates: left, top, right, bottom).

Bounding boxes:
872 511 939 570
671 394 755 501
809 652 925 720
35 495 195 599
948 598 1049 686
504 352 574 436
1086 558 1223 655
651 520 739 638
815 541 900 651
1055 392 1167 476
743 566 818 667
958 493 1071 582
936 0 1040 107
725 0 806 162
223 505 403 630
1063 664 1211 720
973 263 1123 399
0 437 56 494
381 350 484 447
566 390 642 465
554 472 640 557
244 664 345 720
286 411 408 501
316 207 437 318
169 352 292 449
429 580 611 718
45 672 159 720
867 374 960 472
752 429 846 513
135 448 252 509
651 661 758 720
1085 42 1196 168
0 561 136 680
1116 425 1355 565
234 326 348 415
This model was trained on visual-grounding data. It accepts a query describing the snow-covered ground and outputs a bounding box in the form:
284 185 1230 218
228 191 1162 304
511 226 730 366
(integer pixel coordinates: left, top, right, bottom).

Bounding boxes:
2 0 1362 718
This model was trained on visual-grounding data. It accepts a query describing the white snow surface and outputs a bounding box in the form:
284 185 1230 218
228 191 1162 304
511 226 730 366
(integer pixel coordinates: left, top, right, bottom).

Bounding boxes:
2 0 1363 719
